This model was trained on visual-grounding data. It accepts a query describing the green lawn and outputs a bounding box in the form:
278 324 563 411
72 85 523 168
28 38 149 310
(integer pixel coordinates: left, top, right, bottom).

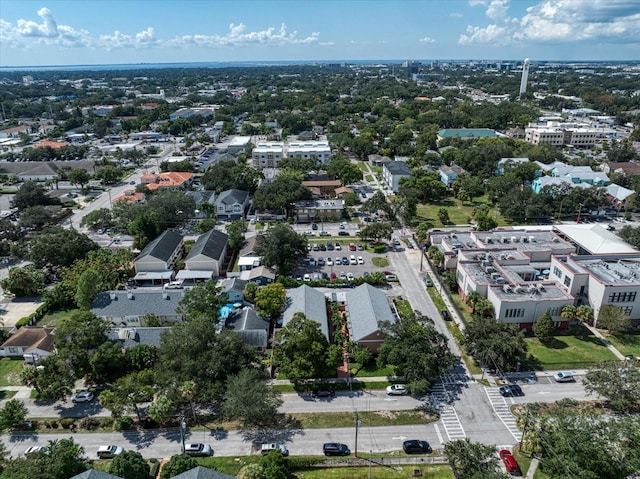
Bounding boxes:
417 196 509 227
601 332 640 357
292 410 438 429
0 390 17 400
0 358 24 386
38 308 82 327
294 465 454 479
524 330 618 370
394 299 413 318
349 362 397 378
372 257 389 267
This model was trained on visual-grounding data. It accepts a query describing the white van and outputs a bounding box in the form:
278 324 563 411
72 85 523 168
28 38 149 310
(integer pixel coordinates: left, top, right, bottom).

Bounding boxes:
349 255 357 265
164 281 183 289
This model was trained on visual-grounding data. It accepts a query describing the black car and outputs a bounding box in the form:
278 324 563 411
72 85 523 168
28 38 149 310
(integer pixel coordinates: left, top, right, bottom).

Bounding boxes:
311 389 335 398
326 243 334 251
441 310 451 321
323 443 350 456
311 223 318 230
499 384 524 397
403 440 432 454
338 231 349 236
341 257 349 265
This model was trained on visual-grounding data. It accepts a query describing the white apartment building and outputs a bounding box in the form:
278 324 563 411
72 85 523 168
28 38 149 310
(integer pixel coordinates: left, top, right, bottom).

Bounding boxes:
252 142 284 169
549 254 640 326
287 141 332 164
525 121 599 147
525 128 565 146
251 140 332 170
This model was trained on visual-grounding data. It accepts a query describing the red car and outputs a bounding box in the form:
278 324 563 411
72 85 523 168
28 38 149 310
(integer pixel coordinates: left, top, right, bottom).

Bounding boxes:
330 272 337 281
499 449 521 475
349 243 357 251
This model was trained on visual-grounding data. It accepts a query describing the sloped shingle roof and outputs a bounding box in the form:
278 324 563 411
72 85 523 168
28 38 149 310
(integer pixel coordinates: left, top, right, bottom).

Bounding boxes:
71 470 124 479
345 283 395 342
224 307 269 348
283 285 329 340
1 327 55 353
187 230 228 264
172 466 235 479
92 290 184 320
384 160 411 176
216 189 249 206
136 230 183 263
107 327 170 349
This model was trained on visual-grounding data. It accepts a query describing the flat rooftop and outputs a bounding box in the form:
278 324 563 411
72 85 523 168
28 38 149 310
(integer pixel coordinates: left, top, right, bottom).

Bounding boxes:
573 256 640 285
491 281 573 301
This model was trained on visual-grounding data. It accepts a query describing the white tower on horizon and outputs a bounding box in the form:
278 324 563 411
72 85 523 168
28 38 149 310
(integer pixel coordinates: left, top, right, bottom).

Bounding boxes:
519 58 530 96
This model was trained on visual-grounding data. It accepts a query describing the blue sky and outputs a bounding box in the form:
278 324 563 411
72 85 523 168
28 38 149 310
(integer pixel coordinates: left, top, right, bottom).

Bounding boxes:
1 0 639 67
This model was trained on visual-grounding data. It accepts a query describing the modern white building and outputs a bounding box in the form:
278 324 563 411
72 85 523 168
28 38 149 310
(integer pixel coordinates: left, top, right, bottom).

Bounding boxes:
252 142 284 169
382 160 412 193
519 58 530 96
287 141 332 164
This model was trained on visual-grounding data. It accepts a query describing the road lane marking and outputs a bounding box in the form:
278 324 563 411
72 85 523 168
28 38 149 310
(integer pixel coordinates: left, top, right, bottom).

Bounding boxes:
434 424 444 444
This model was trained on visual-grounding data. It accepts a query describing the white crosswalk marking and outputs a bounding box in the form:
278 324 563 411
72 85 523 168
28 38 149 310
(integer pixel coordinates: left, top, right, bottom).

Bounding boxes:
430 383 466 440
484 387 522 442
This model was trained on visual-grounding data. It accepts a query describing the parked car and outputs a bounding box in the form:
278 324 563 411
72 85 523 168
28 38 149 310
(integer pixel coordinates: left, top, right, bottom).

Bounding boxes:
326 242 334 250
499 449 521 475
385 273 398 281
441 310 451 321
311 223 318 230
25 446 49 455
311 389 335 398
346 272 355 281
322 443 350 456
71 391 94 403
303 273 311 282
349 243 357 251
499 384 524 397
341 257 349 265
349 255 357 265
339 271 347 279
357 256 364 265
402 440 432 454
335 242 342 251
424 277 433 287
317 257 325 266
326 257 333 266
338 231 349 236
184 443 213 457
97 445 124 459
386 384 407 395
261 443 289 456
357 244 364 251
554 371 575 382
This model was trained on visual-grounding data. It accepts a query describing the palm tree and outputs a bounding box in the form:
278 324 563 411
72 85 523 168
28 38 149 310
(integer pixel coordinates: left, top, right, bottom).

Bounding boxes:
180 380 198 423
474 299 495 319
465 291 482 312
576 305 594 326
560 305 577 322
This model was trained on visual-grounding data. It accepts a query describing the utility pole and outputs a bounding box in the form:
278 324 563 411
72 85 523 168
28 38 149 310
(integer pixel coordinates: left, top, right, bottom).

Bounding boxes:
354 410 361 457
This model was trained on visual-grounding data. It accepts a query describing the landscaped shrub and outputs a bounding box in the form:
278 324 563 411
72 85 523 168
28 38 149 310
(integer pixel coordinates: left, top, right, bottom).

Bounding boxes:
115 416 133 430
60 418 75 429
373 244 387 254
79 417 100 430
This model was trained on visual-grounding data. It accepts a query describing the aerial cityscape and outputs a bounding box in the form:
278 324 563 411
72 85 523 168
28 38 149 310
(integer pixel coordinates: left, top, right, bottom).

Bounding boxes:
0 1 639 479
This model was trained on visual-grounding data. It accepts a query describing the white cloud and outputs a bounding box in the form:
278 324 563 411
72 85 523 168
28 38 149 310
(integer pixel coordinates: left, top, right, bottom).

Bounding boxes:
449 12 464 18
0 9 321 53
167 22 319 48
459 0 640 45
419 36 436 44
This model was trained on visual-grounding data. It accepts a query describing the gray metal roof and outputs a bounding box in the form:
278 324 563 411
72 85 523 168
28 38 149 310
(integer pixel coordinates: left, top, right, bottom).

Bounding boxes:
215 188 249 206
384 160 412 176
70 471 124 479
172 466 235 479
224 307 269 348
282 285 329 340
186 229 228 263
136 230 183 263
91 290 185 319
345 283 395 342
107 327 170 349
218 277 247 295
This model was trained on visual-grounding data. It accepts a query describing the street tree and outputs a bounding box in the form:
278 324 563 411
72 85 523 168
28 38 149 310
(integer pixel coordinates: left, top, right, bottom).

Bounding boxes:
160 454 198 479
80 208 114 231
260 450 291 479
156 321 255 403
326 156 362 185
533 312 555 342
274 312 340 384
377 311 455 393
584 361 640 412
427 245 444 267
74 269 103 309
177 280 228 323
414 220 434 244
28 226 99 268
54 310 110 379
0 399 28 430
254 283 286 320
463 316 528 372
88 341 128 385
223 368 283 428
109 450 150 479
254 223 307 275
243 281 259 302
0 437 87 479
0 265 45 297
94 165 121 184
252 176 312 217
444 438 502 479
148 395 175 425
361 191 392 217
597 305 631 334
359 222 393 242
11 181 52 210
201 160 263 194
67 169 90 192
21 354 75 401
226 220 245 251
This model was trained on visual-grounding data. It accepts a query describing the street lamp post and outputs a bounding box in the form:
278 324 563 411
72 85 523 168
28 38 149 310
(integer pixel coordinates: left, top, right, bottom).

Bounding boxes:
180 419 187 452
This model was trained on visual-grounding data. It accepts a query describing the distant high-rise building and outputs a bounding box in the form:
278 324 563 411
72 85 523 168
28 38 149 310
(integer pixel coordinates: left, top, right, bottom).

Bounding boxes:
519 58 530 96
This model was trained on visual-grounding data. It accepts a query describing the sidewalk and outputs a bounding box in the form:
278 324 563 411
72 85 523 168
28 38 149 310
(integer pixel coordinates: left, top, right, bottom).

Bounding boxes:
584 324 626 360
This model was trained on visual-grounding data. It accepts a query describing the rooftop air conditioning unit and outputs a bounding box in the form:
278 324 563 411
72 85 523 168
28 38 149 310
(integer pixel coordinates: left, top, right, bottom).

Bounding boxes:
490 272 499 280
162 291 168 300
511 236 518 243
529 235 536 243
537 283 545 291
503 285 512 293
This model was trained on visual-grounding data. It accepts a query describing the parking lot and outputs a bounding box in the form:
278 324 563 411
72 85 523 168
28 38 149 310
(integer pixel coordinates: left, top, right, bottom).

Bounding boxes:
293 238 392 282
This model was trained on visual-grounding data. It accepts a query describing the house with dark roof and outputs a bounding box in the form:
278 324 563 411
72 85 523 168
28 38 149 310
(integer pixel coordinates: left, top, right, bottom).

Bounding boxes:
91 290 185 327
179 229 228 279
345 284 395 353
186 191 216 218
0 327 55 364
382 160 412 193
224 307 270 353
239 265 276 285
134 231 184 282
214 189 249 220
282 285 329 340
70 470 124 479
171 466 235 479
107 327 170 349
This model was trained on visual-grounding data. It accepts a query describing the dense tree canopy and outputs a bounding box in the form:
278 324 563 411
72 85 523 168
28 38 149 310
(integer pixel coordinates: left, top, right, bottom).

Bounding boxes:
28 226 99 268
201 160 263 194
463 316 528 373
254 223 307 275
223 368 283 428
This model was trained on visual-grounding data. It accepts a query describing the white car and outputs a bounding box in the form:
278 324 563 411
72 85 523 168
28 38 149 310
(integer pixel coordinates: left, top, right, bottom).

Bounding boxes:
346 272 355 281
97 445 124 459
303 273 311 282
554 371 575 382
184 443 213 457
386 384 408 395
357 256 364 265
326 257 333 266
25 446 49 455
71 390 94 403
